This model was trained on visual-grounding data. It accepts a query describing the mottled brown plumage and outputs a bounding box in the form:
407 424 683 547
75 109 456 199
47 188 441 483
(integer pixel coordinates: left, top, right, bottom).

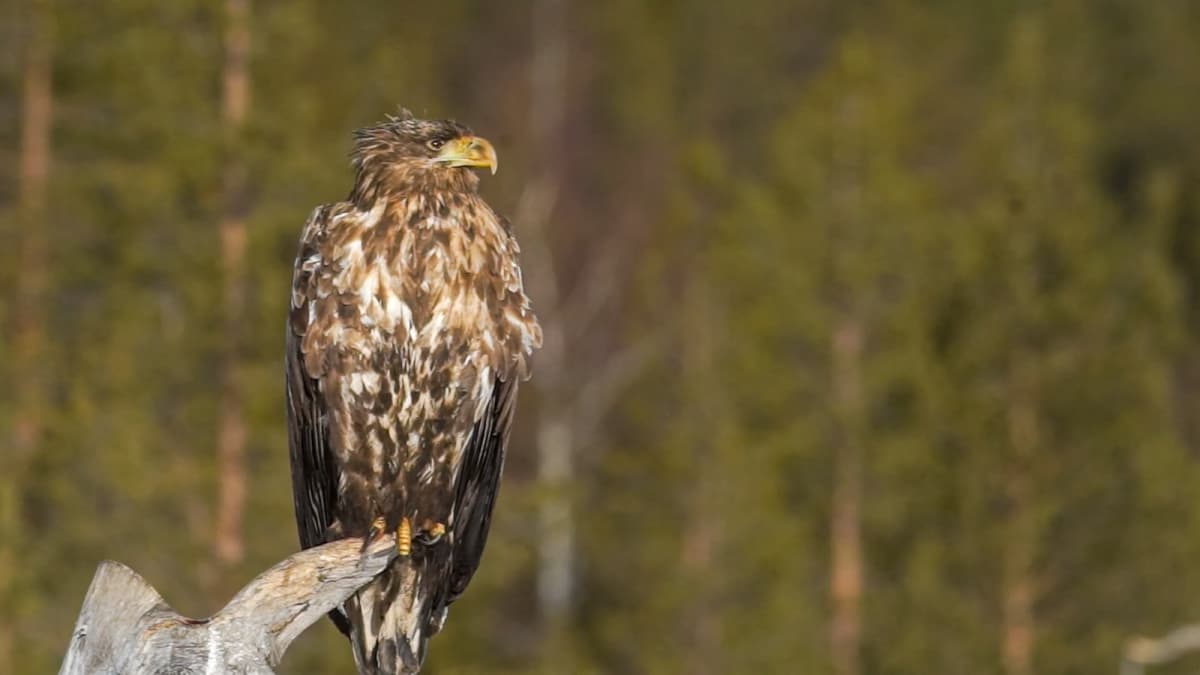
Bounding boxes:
285 110 540 674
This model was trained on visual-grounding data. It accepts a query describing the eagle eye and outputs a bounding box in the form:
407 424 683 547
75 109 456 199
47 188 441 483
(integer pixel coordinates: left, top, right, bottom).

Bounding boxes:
427 138 446 151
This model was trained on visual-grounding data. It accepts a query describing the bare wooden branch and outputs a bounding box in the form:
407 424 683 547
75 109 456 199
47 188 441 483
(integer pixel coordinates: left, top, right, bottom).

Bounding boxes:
1121 624 1200 675
59 535 396 675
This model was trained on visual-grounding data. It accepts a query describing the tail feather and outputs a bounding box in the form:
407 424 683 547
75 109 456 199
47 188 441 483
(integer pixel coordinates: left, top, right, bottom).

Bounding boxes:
346 561 446 675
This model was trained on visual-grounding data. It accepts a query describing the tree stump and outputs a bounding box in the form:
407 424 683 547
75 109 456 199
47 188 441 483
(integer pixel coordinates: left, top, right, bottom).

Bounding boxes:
59 535 396 674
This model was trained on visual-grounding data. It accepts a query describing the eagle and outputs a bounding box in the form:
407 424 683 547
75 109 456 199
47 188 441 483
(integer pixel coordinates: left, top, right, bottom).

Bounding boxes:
285 110 541 674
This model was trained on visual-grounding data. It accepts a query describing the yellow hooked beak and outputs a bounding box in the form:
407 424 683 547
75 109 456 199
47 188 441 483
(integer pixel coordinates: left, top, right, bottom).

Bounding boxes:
435 135 498 174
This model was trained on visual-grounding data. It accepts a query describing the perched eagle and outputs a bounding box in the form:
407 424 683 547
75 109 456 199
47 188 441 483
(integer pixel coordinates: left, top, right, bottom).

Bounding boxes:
285 110 541 674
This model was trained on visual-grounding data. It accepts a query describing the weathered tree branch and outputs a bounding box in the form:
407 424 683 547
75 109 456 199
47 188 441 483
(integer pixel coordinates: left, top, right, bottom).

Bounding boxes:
1121 624 1200 675
59 535 396 675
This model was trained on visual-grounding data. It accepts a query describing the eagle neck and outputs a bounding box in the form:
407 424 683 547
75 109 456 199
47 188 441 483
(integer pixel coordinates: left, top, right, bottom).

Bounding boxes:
349 165 479 212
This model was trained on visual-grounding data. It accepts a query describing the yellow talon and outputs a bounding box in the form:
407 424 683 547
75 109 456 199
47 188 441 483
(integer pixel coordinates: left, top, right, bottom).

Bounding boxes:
360 516 389 554
397 517 412 557
428 522 446 539
368 516 387 539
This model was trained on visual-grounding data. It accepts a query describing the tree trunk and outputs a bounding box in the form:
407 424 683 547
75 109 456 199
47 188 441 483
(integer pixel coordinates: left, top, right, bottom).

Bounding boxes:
1002 372 1038 675
828 68 866 675
11 0 53 463
679 279 720 675
2 0 53 669
830 316 864 675
524 0 574 624
214 0 251 568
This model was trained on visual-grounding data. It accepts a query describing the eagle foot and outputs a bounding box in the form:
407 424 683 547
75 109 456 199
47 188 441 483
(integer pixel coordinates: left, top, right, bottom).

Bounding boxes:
397 517 412 557
368 516 387 537
416 520 446 545
361 516 389 552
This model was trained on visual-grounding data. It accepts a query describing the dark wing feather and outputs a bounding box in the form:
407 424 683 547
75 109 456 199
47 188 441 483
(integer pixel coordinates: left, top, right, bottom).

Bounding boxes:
448 376 519 601
285 327 339 551
284 206 351 635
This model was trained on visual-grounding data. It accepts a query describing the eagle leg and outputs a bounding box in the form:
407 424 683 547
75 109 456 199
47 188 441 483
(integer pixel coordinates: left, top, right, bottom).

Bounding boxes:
397 516 412 557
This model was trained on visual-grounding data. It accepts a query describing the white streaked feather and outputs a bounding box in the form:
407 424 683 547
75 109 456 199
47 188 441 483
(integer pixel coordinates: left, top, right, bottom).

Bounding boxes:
361 371 381 393
341 238 364 264
364 198 387 227
385 294 411 330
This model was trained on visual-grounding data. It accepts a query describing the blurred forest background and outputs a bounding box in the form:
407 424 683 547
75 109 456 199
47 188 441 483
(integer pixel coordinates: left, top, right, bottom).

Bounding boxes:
3 0 1200 673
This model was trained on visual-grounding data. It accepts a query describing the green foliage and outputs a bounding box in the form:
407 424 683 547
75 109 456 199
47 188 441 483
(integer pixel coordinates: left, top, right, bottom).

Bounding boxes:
4 1 1200 673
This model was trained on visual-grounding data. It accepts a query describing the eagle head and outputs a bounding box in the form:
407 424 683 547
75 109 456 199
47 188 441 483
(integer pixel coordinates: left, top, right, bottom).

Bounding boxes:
350 109 498 202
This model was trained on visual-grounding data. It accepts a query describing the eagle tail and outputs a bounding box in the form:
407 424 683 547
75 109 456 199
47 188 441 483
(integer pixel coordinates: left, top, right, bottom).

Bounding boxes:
346 560 448 675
